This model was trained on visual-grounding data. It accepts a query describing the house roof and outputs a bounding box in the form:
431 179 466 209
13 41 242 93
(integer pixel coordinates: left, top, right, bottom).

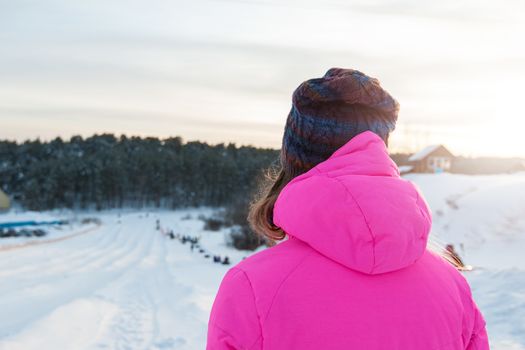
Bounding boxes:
408 145 441 161
398 165 414 174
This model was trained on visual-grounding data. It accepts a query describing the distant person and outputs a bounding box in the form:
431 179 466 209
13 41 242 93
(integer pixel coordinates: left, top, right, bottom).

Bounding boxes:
445 244 465 268
207 68 488 349
221 256 230 265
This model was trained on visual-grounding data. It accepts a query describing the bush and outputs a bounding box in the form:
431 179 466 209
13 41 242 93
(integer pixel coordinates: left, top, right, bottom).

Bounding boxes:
229 226 264 251
81 217 101 225
203 217 224 231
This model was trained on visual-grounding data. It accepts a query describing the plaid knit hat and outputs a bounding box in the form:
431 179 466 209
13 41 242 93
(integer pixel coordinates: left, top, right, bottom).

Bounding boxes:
281 68 399 172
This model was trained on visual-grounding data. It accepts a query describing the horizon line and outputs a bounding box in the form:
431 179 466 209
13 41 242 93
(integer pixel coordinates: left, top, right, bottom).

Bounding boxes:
1 132 523 160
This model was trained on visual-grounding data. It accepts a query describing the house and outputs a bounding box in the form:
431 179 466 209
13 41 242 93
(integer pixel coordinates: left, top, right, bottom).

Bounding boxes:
0 189 10 211
407 145 454 173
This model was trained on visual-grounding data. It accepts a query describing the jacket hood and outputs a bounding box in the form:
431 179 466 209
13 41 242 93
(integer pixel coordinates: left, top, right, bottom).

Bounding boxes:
273 131 432 274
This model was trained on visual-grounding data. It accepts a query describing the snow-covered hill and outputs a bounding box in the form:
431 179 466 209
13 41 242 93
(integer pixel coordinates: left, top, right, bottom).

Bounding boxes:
0 172 523 349
406 173 525 270
407 173 525 350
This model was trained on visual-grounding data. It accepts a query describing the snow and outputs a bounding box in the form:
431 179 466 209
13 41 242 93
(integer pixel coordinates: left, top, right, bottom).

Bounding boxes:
0 173 524 349
408 144 441 161
405 172 525 270
0 208 246 350
398 165 414 174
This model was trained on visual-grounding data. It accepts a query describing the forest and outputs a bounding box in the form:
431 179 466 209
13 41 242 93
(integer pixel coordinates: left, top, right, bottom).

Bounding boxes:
0 134 279 211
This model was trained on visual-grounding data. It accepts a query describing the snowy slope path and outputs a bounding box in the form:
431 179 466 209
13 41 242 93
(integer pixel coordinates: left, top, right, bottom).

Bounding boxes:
0 212 225 350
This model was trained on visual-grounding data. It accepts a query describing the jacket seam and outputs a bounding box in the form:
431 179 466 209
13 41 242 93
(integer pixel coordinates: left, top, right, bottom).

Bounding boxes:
210 310 263 350
327 175 377 274
258 250 314 324
234 267 264 350
413 186 432 235
209 322 243 349
468 289 486 344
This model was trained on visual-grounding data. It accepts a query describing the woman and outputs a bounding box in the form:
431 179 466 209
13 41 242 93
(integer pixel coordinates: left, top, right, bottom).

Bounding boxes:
207 68 489 349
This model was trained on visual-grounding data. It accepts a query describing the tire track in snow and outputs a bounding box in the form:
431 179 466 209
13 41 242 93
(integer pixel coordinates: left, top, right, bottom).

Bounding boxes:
90 223 166 350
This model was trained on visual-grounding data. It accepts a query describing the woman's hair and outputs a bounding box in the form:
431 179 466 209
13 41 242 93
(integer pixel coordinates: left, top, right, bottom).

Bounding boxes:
248 128 389 245
247 153 306 244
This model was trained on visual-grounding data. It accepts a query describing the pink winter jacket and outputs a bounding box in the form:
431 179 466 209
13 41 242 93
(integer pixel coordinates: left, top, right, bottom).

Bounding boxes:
207 131 489 350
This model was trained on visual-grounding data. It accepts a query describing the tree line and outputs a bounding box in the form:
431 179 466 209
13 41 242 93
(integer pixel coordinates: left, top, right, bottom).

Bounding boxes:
0 134 279 211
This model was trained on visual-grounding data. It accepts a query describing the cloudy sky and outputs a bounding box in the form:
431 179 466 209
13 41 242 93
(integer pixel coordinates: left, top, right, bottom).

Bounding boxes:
1 0 524 157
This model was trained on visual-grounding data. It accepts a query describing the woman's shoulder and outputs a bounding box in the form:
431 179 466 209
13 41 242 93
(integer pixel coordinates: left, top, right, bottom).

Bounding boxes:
208 238 313 349
234 235 313 276
222 236 314 307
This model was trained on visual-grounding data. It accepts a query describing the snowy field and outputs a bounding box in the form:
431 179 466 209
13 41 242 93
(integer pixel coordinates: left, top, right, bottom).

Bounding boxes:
0 173 524 349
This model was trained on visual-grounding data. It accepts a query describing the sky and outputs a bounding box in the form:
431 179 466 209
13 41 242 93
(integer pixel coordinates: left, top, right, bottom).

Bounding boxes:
1 0 525 157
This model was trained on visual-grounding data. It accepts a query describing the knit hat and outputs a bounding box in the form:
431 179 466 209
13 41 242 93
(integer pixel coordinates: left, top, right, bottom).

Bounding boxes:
281 68 399 172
